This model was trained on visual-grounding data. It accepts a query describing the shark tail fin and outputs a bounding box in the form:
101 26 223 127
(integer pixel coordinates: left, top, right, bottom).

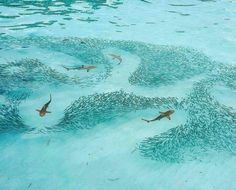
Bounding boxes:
109 54 115 59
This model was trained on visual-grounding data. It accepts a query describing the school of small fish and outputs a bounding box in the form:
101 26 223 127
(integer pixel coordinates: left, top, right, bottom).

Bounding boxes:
0 36 235 162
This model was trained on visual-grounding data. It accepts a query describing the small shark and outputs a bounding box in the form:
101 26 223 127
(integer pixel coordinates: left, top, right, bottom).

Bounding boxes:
36 94 52 117
109 54 122 64
62 65 96 72
142 110 175 123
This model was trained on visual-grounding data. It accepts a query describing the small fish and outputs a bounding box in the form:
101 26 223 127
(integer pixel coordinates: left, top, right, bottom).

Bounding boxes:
140 0 151 3
176 30 185 33
108 178 120 181
80 41 86 44
109 21 117 24
62 65 96 72
109 54 122 64
36 94 52 117
142 110 175 123
180 13 190 16
62 38 69 42
131 147 137 154
46 139 51 146
146 22 155 24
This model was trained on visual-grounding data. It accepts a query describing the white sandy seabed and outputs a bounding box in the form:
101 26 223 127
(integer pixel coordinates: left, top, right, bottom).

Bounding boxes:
0 45 235 190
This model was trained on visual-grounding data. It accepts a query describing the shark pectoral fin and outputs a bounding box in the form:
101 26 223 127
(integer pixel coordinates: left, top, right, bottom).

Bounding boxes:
62 66 69 71
142 118 150 123
87 69 89 72
36 109 40 112
159 112 165 115
46 111 51 113
167 116 171 120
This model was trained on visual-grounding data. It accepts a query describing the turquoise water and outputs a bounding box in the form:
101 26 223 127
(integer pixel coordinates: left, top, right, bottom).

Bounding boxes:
0 0 236 190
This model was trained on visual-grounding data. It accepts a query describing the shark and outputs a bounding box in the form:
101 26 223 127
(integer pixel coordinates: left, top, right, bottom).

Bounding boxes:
62 65 96 72
109 54 122 64
142 110 175 123
36 94 52 117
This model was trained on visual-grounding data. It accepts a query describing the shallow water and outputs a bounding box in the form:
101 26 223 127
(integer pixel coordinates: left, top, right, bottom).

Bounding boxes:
0 1 236 190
